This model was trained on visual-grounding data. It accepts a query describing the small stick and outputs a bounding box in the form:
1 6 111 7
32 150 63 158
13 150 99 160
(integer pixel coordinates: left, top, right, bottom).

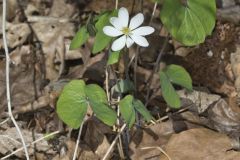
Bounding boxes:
144 36 169 107
105 68 111 103
0 118 10 126
116 96 125 159
141 146 172 160
0 135 22 145
1 131 60 160
146 104 193 127
2 0 30 159
72 122 84 160
102 124 127 160
150 2 158 24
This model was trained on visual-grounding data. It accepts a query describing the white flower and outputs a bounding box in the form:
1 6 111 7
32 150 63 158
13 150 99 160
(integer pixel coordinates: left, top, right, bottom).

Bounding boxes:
103 7 155 51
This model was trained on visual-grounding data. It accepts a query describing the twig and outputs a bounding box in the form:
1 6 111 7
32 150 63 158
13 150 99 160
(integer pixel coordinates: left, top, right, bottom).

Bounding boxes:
105 68 110 103
134 47 140 94
102 124 127 160
0 118 10 126
2 0 30 159
0 135 22 145
72 122 84 160
146 104 193 127
140 0 144 12
141 146 172 160
116 96 125 159
150 2 158 24
27 16 73 23
1 131 60 160
144 36 169 107
130 0 136 15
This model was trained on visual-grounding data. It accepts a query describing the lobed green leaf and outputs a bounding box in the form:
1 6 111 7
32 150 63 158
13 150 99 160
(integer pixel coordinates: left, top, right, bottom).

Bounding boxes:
70 26 89 50
160 0 216 46
56 80 87 129
119 95 136 128
159 71 181 108
165 64 192 90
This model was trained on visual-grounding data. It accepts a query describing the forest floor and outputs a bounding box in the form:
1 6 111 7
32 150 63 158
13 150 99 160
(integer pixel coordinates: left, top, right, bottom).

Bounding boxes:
0 0 240 159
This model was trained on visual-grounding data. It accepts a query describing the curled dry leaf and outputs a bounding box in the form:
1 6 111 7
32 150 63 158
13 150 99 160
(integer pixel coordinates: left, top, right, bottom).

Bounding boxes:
160 128 240 160
208 98 240 136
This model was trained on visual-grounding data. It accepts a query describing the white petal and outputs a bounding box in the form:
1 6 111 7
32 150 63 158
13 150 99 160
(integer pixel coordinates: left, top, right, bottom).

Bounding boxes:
126 37 134 48
130 34 149 47
103 26 123 37
110 17 123 30
129 13 144 30
132 26 155 36
111 35 127 51
118 7 129 27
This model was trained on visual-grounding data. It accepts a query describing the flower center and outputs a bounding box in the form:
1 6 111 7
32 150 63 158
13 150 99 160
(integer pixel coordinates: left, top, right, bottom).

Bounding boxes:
121 27 131 35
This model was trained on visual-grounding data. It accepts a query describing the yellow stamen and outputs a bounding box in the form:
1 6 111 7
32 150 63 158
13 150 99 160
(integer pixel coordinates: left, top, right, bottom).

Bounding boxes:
121 27 131 35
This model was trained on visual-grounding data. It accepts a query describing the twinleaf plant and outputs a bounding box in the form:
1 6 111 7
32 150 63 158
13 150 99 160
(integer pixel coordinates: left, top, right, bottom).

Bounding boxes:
119 95 153 128
57 0 216 129
57 80 117 129
160 0 216 46
159 65 192 108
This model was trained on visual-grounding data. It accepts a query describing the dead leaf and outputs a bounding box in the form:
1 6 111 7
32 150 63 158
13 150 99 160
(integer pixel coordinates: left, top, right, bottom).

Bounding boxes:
130 121 174 160
208 98 240 135
6 23 31 48
178 90 221 114
32 21 75 80
84 118 113 158
231 44 240 99
52 140 100 160
0 128 55 158
49 0 76 18
0 45 43 116
160 128 240 160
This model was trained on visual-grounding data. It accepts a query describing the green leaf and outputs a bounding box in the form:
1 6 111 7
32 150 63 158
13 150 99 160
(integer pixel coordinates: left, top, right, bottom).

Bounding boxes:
85 84 117 126
70 26 89 50
159 72 181 108
95 12 109 31
113 79 134 94
119 95 136 128
92 10 117 54
165 64 192 90
92 32 112 54
160 0 216 46
57 80 88 129
88 100 117 126
133 99 153 122
107 50 121 65
85 84 108 104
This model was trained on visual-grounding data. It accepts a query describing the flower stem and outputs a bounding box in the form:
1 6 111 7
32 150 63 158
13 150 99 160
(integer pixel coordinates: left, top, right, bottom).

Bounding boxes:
72 122 84 160
115 0 119 9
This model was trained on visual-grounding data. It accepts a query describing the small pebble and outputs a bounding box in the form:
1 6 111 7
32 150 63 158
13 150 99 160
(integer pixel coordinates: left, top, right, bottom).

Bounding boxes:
207 50 214 57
